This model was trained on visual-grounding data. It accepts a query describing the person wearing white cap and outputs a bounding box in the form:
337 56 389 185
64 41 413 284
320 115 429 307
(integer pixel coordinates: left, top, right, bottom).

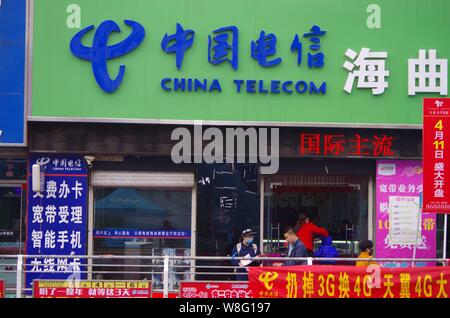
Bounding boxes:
230 228 261 281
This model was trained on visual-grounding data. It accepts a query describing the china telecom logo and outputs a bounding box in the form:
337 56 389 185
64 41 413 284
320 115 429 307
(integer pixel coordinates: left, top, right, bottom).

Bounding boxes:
70 20 145 93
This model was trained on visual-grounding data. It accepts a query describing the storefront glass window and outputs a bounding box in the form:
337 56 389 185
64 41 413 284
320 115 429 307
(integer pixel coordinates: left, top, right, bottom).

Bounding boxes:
93 187 191 290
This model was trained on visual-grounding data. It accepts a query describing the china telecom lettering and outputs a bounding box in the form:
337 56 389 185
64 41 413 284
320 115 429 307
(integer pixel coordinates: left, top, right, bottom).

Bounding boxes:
70 21 326 95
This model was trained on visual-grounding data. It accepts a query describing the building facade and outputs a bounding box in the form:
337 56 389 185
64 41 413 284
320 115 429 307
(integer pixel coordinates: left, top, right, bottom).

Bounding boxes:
1 0 450 291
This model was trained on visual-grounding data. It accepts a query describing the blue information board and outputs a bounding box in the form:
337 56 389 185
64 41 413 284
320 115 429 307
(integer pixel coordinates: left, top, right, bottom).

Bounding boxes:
94 229 191 239
26 155 88 291
0 0 26 145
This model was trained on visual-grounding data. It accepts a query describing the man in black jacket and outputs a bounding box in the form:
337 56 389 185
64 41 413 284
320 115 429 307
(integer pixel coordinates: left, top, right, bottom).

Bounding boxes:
275 226 308 266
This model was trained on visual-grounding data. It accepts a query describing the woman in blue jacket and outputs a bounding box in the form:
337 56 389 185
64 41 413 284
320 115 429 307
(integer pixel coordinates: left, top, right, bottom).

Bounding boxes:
313 236 339 265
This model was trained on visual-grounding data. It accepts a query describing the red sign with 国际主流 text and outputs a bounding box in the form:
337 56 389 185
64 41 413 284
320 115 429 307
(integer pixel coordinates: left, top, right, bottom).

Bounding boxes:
423 98 450 213
299 133 395 157
179 281 252 298
248 265 450 298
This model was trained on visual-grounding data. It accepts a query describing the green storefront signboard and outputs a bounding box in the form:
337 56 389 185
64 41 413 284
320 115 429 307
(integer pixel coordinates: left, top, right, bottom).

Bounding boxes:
30 0 450 127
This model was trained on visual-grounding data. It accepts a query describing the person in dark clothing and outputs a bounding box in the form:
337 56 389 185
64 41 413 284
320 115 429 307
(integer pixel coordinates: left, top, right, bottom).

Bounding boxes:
274 227 308 266
231 229 261 281
314 236 339 265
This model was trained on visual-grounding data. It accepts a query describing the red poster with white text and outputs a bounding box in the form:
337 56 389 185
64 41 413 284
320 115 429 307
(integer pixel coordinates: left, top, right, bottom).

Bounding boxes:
423 98 450 213
0 280 5 298
179 281 252 298
33 280 152 298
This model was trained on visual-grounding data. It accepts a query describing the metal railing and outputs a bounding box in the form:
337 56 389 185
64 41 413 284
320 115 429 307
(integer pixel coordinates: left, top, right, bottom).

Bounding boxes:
0 254 448 298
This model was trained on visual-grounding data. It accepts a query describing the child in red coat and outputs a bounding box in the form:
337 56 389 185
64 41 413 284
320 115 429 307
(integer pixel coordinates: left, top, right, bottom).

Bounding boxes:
296 213 329 256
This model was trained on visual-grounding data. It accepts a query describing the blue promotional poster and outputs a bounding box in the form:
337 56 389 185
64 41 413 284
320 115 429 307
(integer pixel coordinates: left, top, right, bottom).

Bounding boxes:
0 0 26 145
25 155 88 291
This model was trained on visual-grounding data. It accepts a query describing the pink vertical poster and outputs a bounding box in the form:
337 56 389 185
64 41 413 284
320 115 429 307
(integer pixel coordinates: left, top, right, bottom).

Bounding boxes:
376 160 436 267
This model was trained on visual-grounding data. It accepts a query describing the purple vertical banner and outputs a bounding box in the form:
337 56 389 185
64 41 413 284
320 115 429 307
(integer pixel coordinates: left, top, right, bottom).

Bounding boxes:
376 160 436 267
25 155 88 293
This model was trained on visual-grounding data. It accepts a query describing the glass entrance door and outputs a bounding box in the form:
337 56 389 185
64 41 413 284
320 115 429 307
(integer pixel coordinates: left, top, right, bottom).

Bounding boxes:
0 184 26 296
264 175 369 258
0 185 25 254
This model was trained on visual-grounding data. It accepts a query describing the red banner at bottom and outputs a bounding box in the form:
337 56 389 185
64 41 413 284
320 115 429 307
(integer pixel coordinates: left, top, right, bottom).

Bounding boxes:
152 292 179 298
249 265 450 298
